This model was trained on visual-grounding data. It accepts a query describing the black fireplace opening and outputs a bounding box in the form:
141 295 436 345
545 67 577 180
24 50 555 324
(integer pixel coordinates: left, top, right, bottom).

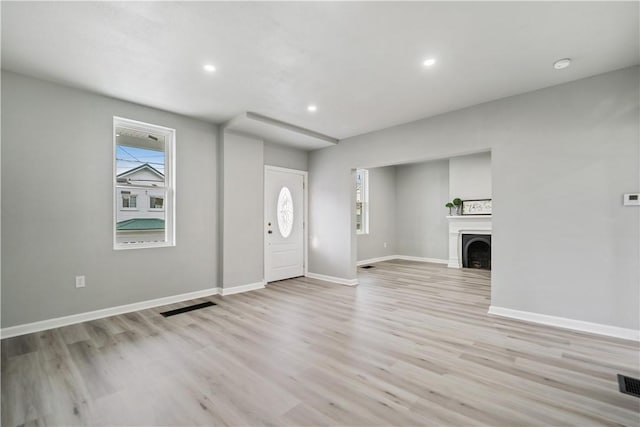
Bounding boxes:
462 234 491 270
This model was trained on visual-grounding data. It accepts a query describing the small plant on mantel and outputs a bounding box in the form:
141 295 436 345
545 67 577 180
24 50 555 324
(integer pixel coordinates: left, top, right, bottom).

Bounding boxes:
445 202 454 215
452 198 462 215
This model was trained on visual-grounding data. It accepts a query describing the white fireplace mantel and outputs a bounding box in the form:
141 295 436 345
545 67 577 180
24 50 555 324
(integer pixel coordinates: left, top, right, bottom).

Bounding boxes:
447 215 492 268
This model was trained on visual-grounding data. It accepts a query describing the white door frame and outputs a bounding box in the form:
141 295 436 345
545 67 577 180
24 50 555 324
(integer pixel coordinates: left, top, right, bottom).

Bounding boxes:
264 165 309 282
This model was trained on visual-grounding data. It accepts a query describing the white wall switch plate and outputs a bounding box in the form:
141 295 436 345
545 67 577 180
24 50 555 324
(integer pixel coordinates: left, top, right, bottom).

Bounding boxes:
623 193 640 206
75 275 86 288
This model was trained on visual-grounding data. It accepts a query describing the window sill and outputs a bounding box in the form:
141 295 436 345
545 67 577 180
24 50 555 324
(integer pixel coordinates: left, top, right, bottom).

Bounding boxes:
114 241 175 251
120 208 139 211
149 208 165 212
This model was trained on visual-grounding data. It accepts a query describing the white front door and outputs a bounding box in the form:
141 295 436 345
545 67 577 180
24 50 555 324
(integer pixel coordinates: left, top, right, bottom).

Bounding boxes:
265 167 305 282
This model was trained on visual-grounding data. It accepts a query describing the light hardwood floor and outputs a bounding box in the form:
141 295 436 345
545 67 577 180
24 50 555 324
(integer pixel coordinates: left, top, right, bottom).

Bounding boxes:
2 260 639 426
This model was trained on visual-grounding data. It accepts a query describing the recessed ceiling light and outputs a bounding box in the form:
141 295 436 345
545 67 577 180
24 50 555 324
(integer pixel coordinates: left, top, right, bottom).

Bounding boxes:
203 64 216 73
423 58 436 67
553 58 571 70
307 105 317 112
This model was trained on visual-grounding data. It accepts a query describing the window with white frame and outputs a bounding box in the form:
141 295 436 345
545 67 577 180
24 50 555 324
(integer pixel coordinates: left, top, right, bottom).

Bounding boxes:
356 168 369 234
114 117 175 249
149 195 164 209
121 191 137 209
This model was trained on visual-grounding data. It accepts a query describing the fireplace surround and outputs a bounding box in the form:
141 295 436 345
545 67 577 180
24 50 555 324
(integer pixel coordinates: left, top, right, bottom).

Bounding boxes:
446 215 492 268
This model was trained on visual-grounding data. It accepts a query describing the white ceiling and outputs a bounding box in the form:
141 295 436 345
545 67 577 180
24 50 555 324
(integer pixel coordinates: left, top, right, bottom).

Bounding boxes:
2 2 638 141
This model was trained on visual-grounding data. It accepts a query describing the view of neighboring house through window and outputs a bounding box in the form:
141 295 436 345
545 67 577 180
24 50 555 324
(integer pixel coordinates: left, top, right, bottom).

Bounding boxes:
356 168 369 234
114 117 175 249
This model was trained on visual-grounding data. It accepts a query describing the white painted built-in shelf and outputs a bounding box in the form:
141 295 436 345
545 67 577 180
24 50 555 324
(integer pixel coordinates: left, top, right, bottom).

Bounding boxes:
446 215 492 219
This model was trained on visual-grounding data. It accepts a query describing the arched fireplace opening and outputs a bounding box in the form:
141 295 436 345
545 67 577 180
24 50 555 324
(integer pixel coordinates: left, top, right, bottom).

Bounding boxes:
462 234 491 270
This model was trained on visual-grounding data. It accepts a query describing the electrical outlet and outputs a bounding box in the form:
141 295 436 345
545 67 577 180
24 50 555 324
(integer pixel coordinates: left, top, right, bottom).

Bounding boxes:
384 242 387 248
75 275 86 288
624 193 640 206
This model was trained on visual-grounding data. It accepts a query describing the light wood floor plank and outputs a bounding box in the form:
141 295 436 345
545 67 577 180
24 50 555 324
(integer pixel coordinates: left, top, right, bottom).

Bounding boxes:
2 260 639 426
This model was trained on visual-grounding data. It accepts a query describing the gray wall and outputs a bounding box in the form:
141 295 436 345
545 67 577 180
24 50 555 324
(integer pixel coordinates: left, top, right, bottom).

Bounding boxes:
1 71 218 327
264 141 308 171
309 66 639 330
220 131 264 288
449 151 492 200
395 159 450 260
356 166 396 261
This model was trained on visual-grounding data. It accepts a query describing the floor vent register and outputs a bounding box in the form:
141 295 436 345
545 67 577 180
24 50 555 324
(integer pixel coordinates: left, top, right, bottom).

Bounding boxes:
161 301 216 317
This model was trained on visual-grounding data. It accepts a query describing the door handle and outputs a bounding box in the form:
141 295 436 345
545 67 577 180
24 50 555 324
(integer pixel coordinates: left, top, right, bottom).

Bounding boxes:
268 230 273 234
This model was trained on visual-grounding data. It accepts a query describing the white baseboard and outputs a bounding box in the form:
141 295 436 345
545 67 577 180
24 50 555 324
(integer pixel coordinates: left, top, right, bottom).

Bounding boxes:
356 255 397 266
305 272 359 286
396 255 448 264
1 287 220 339
488 306 640 342
219 281 266 296
357 255 448 267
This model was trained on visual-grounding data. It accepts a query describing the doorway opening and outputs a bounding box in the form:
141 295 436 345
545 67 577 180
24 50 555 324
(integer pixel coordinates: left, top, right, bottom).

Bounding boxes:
353 151 492 287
